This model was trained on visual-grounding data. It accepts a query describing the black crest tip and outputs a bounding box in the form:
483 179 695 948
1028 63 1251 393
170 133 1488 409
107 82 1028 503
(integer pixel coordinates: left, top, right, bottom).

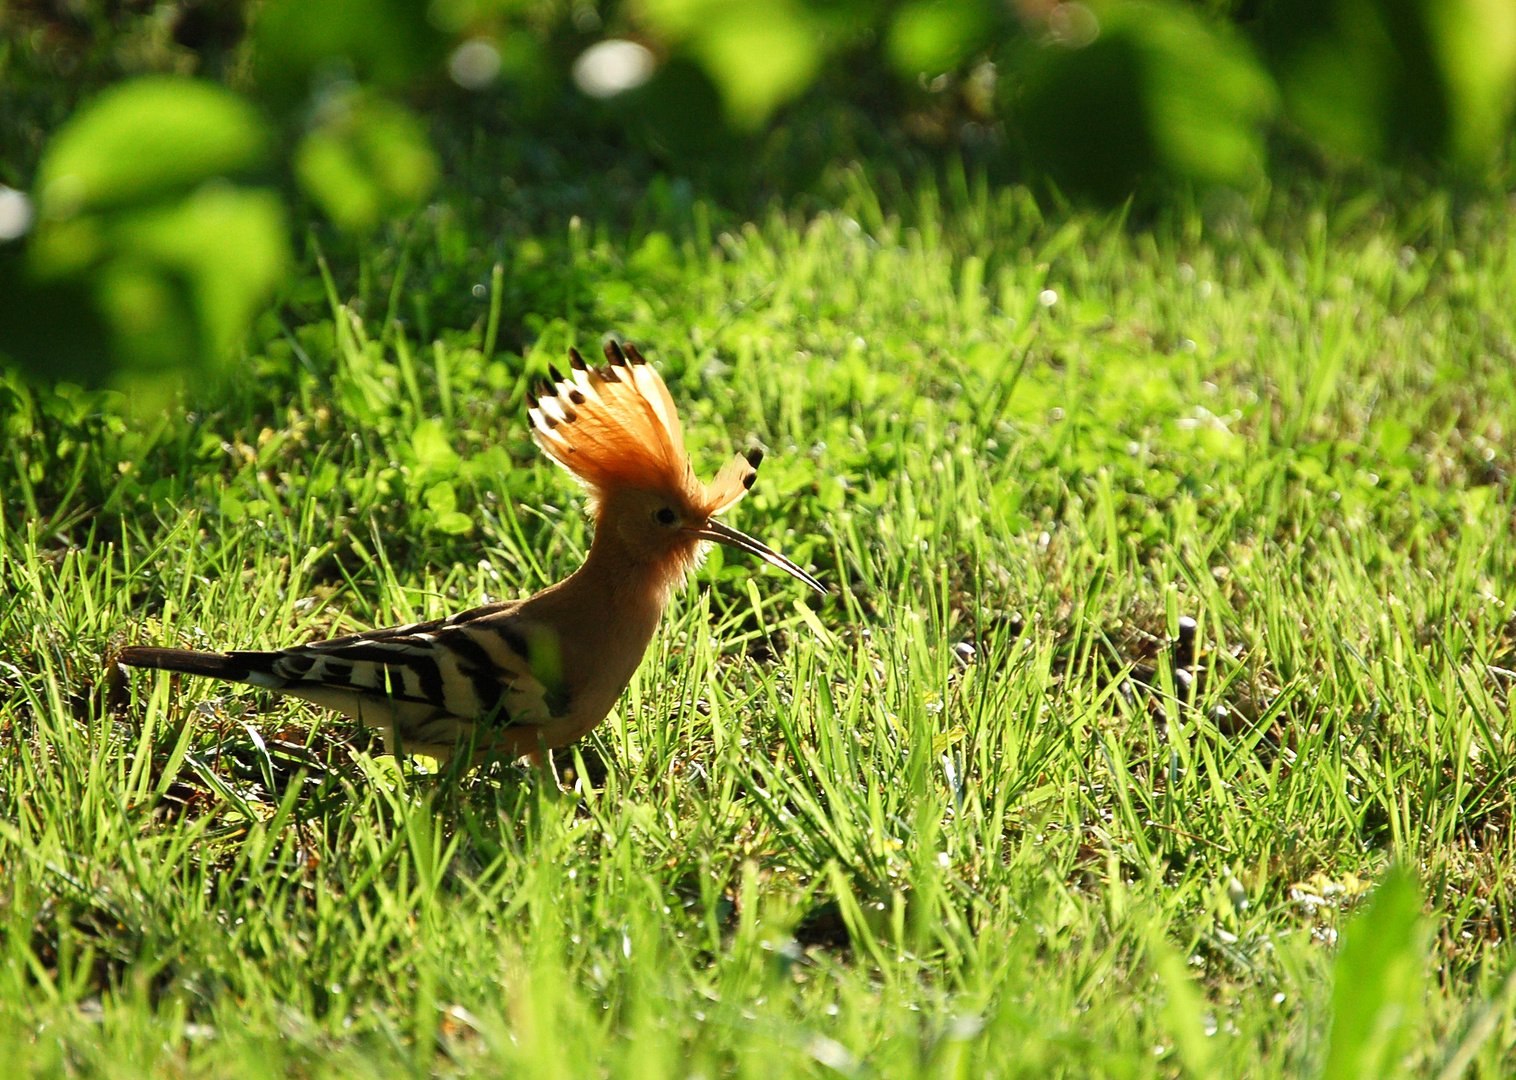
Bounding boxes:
568 348 587 370
744 447 764 468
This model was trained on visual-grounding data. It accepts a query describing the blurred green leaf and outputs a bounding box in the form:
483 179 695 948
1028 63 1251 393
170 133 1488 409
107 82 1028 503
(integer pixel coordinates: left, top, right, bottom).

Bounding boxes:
432 510 475 535
35 76 270 221
298 134 381 231
1013 0 1275 203
116 186 290 362
1422 0 1516 170
296 96 439 232
1262 0 1516 173
425 480 457 514
689 2 823 129
1150 933 1216 1079
638 0 713 38
41 186 292 375
1322 864 1428 1080
8 75 289 382
1138 5 1277 186
412 419 461 474
94 257 198 371
1263 0 1436 164
27 215 105 280
888 0 994 76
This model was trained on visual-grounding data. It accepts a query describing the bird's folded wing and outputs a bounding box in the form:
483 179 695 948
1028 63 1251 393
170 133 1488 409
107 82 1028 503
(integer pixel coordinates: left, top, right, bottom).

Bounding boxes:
251 605 560 730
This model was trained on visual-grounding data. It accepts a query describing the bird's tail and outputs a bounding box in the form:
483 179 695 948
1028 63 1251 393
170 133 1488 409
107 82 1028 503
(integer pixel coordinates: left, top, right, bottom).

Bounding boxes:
117 646 272 683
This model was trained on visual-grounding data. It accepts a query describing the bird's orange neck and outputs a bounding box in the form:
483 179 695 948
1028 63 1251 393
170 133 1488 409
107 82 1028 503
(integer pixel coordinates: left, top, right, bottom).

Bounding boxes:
512 519 695 734
521 517 691 634
577 513 700 609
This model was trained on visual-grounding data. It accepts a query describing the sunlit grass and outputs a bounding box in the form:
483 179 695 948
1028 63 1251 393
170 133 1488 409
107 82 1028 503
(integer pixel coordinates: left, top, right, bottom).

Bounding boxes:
2 170 1515 1076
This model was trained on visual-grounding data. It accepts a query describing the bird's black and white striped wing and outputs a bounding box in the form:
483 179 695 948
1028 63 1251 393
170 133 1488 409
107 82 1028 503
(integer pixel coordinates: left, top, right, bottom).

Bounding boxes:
121 602 565 761
263 604 564 757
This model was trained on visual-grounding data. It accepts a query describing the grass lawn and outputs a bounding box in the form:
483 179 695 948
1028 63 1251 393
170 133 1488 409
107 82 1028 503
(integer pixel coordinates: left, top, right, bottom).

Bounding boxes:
3 167 1515 1076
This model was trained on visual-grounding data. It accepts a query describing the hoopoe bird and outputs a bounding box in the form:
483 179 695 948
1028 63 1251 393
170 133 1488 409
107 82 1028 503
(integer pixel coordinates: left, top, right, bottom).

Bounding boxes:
118 340 823 766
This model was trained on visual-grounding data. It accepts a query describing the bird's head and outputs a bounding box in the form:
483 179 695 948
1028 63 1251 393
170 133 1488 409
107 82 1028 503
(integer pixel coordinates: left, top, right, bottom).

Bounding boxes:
528 341 823 594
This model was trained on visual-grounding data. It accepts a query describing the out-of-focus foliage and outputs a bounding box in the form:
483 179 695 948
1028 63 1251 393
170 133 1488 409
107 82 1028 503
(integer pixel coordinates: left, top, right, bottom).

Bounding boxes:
1010 1 1276 203
296 94 440 232
1258 0 1516 175
0 0 444 387
638 0 829 129
2 77 289 385
252 0 443 236
34 76 269 217
252 0 447 104
888 0 996 75
2 0 1515 385
1321 865 1429 1080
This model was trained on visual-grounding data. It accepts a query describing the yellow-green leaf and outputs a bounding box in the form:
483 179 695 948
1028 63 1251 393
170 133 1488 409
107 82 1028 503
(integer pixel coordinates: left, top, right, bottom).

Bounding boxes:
297 96 438 232
888 0 993 75
111 186 291 362
694 3 821 129
36 77 270 220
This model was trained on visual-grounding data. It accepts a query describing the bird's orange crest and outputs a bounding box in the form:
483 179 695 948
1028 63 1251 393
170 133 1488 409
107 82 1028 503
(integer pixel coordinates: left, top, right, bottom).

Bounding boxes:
528 341 759 516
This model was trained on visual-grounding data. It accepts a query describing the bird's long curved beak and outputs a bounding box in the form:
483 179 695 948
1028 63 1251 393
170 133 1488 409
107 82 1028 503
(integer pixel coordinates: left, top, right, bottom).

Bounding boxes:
689 519 826 594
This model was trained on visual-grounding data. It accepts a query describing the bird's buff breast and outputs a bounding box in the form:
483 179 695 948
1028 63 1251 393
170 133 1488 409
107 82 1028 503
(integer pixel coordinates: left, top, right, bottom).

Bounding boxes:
499 598 661 756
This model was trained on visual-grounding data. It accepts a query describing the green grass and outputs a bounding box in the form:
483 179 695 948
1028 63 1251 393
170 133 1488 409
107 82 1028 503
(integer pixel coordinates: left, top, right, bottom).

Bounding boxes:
3 167 1516 1076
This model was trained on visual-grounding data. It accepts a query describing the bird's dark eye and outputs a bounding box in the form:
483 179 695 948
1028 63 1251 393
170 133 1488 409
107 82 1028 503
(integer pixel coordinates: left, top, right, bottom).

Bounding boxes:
653 507 678 527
